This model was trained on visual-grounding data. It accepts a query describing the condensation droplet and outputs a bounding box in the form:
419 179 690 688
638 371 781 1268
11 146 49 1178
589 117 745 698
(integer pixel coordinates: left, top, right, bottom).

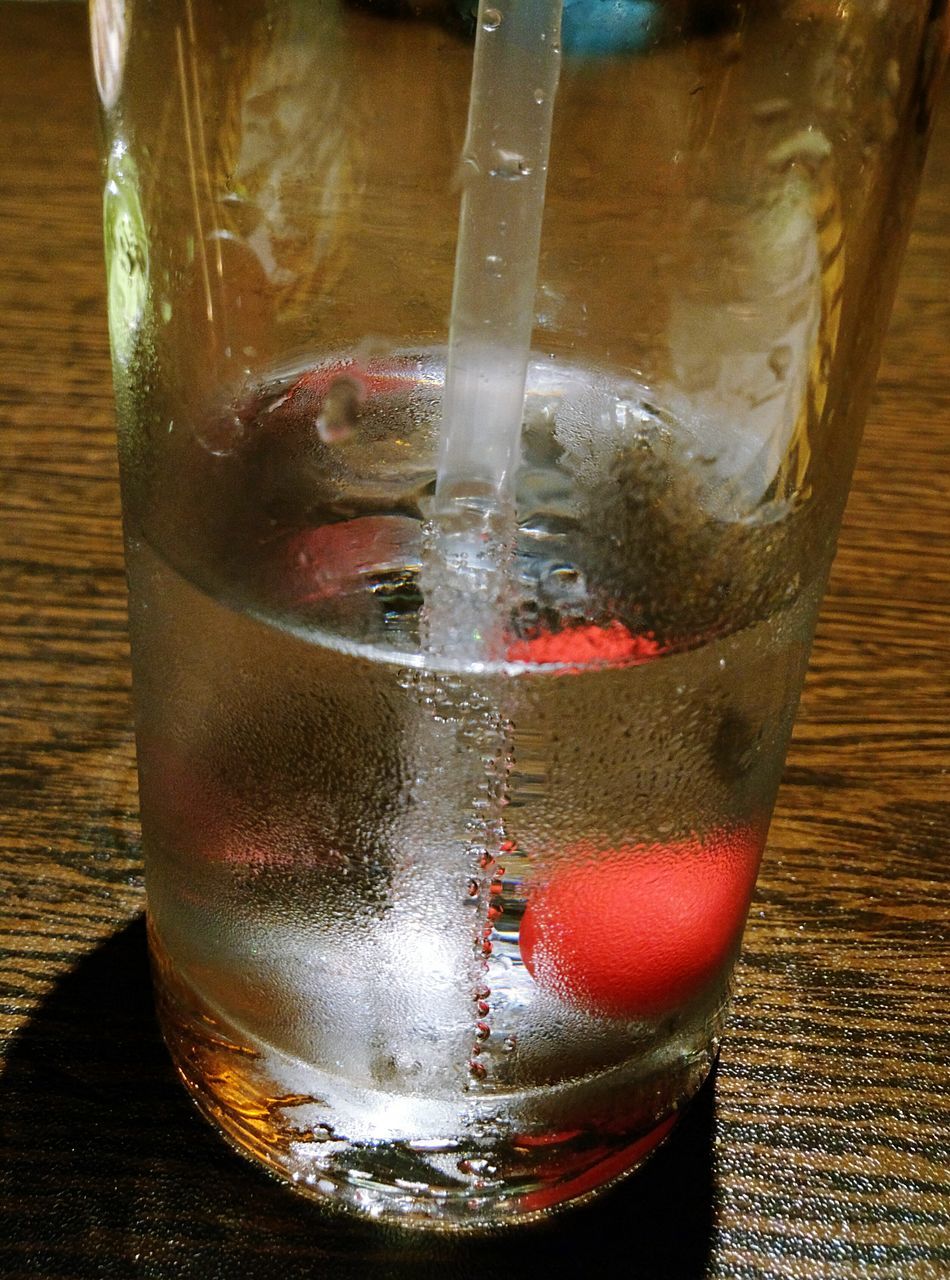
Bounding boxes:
524 396 557 429
196 414 245 457
407 1138 460 1153
454 153 481 190
768 345 793 381
884 58 900 99
540 562 587 604
753 97 792 122
482 8 502 31
533 88 545 105
316 375 362 443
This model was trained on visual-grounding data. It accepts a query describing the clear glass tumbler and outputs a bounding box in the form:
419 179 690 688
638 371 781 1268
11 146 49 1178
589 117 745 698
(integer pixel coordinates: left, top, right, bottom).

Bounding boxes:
93 0 946 1229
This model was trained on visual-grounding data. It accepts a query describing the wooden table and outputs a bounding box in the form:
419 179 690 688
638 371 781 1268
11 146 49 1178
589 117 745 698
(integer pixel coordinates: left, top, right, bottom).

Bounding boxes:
1 4 946 1276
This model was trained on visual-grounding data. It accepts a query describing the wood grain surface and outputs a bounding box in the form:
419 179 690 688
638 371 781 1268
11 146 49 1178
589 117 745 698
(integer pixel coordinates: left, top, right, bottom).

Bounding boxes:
1 4 947 1277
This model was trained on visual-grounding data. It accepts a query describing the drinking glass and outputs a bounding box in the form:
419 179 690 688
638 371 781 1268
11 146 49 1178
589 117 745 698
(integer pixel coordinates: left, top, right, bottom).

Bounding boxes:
93 0 947 1229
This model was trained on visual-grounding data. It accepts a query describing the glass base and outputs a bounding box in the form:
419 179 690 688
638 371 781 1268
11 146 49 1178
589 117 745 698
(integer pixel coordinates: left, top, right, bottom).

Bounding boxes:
150 938 706 1229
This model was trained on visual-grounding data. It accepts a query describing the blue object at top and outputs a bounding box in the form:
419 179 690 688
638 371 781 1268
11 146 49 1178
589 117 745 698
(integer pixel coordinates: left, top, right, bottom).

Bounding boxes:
454 0 662 56
562 0 661 55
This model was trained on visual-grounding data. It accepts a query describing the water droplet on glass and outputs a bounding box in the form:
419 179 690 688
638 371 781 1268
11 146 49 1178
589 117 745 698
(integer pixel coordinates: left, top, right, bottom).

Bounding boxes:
884 58 900 99
407 1138 460 1153
196 414 245 456
467 878 479 898
524 396 558 429
503 1035 518 1053
768 345 793 381
767 128 832 175
468 1060 488 1080
454 152 481 190
540 562 587 604
533 88 545 105
752 97 792 122
485 252 504 277
482 8 502 31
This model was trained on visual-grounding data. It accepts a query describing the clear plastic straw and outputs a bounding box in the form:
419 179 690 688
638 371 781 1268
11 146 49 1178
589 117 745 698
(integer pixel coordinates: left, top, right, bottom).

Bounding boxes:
437 0 562 509
427 0 562 657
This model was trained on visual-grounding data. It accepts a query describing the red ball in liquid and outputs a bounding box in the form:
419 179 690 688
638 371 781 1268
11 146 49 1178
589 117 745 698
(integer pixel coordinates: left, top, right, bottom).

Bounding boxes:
519 829 763 1019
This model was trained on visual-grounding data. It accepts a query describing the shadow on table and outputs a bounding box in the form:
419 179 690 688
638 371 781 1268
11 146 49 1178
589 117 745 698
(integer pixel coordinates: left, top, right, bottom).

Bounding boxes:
1 917 716 1279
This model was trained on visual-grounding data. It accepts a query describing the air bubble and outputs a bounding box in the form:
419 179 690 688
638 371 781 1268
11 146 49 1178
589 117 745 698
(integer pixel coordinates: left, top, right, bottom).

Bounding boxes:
489 149 532 181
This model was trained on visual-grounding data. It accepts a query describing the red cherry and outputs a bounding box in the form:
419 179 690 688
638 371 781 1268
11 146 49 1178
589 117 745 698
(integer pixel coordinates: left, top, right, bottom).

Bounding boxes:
284 515 421 604
519 828 763 1019
255 356 424 445
507 620 662 667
